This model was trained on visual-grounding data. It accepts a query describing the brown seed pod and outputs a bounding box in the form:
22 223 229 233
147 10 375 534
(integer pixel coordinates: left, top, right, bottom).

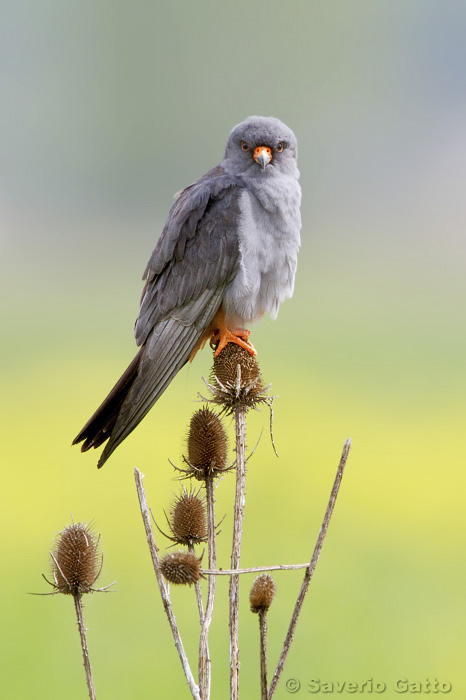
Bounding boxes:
160 551 203 586
214 343 262 388
187 407 228 480
210 343 268 411
170 489 207 545
250 574 276 613
51 522 101 596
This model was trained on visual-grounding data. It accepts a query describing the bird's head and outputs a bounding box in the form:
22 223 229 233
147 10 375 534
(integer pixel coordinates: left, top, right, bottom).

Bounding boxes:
223 116 298 178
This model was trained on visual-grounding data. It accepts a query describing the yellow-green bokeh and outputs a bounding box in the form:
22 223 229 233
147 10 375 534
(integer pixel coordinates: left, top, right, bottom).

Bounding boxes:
2 2 465 698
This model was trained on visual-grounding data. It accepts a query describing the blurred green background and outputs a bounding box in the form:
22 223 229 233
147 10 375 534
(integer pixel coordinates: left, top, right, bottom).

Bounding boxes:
1 1 465 698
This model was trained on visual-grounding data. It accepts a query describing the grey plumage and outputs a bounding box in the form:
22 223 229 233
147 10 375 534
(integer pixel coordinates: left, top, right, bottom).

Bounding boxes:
73 116 301 467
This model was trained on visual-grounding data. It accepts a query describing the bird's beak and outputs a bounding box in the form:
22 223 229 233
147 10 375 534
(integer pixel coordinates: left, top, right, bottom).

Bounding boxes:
253 146 272 169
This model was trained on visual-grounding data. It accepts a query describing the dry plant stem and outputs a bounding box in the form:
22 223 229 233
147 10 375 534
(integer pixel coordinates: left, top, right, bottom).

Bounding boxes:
259 611 268 700
268 438 352 700
198 475 216 699
73 594 96 700
134 468 200 700
188 544 205 626
202 563 310 575
229 404 247 700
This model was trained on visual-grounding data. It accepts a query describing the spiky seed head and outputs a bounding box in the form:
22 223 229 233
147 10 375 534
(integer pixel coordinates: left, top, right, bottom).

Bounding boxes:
160 551 203 586
210 344 267 411
171 489 207 545
187 407 227 480
52 522 100 596
214 343 262 388
250 574 276 613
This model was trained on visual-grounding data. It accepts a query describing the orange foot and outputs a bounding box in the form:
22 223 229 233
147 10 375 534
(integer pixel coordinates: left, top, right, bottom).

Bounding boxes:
211 326 257 357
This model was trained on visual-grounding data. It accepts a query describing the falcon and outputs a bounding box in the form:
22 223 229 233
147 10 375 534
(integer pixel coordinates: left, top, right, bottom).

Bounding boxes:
73 116 301 467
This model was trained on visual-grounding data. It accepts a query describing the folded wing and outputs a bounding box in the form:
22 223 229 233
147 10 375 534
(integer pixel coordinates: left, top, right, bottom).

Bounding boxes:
73 167 242 467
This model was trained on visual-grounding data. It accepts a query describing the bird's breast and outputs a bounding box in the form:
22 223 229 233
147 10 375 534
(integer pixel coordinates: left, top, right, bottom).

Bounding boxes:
223 180 301 328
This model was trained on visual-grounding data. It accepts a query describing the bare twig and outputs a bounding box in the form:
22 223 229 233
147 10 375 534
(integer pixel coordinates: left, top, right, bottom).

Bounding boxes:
268 398 278 458
188 543 205 626
202 563 311 575
134 468 200 700
198 475 216 699
245 429 263 463
229 402 247 700
259 610 268 700
73 594 96 700
268 438 352 699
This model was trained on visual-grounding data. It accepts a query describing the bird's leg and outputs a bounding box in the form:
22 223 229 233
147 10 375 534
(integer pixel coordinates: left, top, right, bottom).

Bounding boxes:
189 307 257 363
210 327 257 357
210 309 257 357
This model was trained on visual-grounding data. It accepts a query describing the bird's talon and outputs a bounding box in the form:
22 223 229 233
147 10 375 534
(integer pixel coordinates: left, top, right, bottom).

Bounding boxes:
212 328 257 357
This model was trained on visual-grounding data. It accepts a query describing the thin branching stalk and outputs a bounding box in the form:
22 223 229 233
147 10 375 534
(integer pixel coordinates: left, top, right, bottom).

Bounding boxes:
202 563 310 575
229 403 247 700
259 610 268 700
134 468 200 700
268 438 351 699
73 594 96 700
198 475 216 699
188 543 205 626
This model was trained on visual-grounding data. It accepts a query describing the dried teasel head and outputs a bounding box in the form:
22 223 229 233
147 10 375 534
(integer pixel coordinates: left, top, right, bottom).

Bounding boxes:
50 522 101 596
209 343 269 411
169 488 207 546
160 551 203 586
250 574 276 613
186 407 228 480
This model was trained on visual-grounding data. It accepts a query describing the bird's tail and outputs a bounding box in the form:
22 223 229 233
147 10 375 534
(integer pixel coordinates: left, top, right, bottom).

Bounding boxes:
72 348 143 462
73 318 202 468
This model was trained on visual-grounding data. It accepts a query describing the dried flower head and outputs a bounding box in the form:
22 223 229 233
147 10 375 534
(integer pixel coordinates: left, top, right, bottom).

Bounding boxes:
160 551 203 585
169 488 207 545
250 574 276 613
186 407 228 480
50 522 101 596
208 343 270 411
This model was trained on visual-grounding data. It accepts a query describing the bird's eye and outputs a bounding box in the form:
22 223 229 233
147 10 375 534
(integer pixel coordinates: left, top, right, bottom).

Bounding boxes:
276 142 284 152
241 141 250 151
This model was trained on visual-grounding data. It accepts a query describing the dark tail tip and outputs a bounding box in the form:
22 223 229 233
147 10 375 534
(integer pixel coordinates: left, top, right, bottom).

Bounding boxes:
72 349 143 466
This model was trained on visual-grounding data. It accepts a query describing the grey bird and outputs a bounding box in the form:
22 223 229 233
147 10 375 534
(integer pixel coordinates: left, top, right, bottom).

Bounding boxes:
73 116 301 467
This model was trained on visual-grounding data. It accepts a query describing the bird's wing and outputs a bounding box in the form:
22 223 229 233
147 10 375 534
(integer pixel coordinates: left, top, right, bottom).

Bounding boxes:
95 168 242 466
135 165 242 345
